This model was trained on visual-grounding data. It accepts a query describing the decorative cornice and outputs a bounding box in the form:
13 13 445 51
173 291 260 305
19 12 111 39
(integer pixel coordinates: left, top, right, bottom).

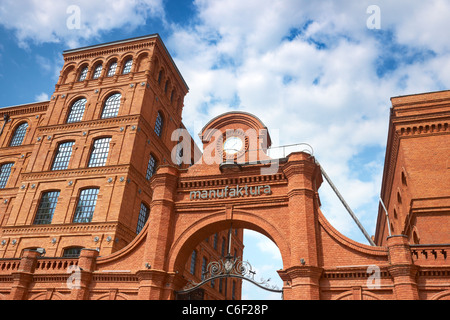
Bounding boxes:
64 42 156 62
178 172 286 189
37 115 140 134
1 221 122 236
396 120 449 137
0 103 48 115
20 165 130 181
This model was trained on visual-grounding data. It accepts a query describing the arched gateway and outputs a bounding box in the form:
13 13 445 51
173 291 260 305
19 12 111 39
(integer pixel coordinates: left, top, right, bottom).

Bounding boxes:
1 35 449 301
66 111 402 300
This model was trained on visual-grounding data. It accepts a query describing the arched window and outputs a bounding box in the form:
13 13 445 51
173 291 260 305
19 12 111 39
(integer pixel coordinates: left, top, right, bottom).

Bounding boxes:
51 141 74 171
101 93 121 119
107 61 117 77
62 247 84 258
122 59 133 74
92 64 103 79
136 203 149 234
78 66 88 81
154 112 163 137
0 163 14 189
9 122 28 146
73 188 99 223
88 137 111 167
145 154 157 180
66 98 87 123
33 191 60 225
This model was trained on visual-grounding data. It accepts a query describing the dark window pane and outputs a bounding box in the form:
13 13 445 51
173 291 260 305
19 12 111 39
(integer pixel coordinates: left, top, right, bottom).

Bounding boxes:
154 112 163 137
62 247 83 258
136 203 149 234
145 155 157 180
33 191 60 225
190 250 197 275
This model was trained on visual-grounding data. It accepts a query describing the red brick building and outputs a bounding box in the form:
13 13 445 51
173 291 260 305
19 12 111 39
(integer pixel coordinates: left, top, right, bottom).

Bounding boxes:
0 35 448 300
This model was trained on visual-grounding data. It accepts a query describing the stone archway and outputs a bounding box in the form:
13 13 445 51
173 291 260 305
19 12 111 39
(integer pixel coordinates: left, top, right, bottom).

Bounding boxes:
167 209 291 297
168 209 291 276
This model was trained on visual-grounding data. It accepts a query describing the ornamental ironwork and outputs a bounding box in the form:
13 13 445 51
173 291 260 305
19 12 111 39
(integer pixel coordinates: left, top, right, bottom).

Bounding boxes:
177 254 282 295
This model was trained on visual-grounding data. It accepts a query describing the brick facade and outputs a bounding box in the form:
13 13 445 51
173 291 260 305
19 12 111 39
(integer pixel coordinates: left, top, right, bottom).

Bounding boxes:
0 35 449 300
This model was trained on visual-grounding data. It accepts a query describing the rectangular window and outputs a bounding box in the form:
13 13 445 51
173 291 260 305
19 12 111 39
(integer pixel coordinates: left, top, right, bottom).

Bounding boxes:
33 191 60 225
154 112 163 137
88 137 111 167
145 155 157 180
51 141 74 170
0 163 14 189
72 188 99 223
201 257 208 280
136 203 149 234
190 250 197 275
62 247 82 258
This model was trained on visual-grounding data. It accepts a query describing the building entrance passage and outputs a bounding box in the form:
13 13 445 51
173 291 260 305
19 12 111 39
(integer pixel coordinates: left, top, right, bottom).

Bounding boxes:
175 226 282 299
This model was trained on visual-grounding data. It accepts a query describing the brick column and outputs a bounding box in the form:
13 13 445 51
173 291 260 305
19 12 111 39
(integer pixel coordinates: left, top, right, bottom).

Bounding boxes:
279 152 323 300
10 249 41 300
136 270 182 300
278 266 323 300
387 235 419 300
282 152 321 266
140 165 179 299
69 249 99 300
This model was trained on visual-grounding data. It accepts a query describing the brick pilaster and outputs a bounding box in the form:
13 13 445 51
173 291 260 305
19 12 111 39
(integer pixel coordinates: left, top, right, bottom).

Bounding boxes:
278 266 323 300
69 248 99 300
9 249 41 300
387 235 419 299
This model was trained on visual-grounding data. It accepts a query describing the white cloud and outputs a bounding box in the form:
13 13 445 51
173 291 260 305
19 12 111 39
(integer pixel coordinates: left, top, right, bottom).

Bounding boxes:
168 0 450 244
0 0 165 48
34 92 49 101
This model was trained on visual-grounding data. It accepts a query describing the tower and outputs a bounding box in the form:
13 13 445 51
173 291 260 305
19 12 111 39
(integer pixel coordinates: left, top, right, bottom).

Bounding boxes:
0 34 190 257
376 90 450 245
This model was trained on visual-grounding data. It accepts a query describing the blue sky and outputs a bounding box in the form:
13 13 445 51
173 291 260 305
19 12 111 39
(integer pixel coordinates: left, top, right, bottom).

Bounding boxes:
1 0 450 299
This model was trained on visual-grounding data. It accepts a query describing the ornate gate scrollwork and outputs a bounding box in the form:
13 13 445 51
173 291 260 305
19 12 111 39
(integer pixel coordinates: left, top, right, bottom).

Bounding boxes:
176 254 282 295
